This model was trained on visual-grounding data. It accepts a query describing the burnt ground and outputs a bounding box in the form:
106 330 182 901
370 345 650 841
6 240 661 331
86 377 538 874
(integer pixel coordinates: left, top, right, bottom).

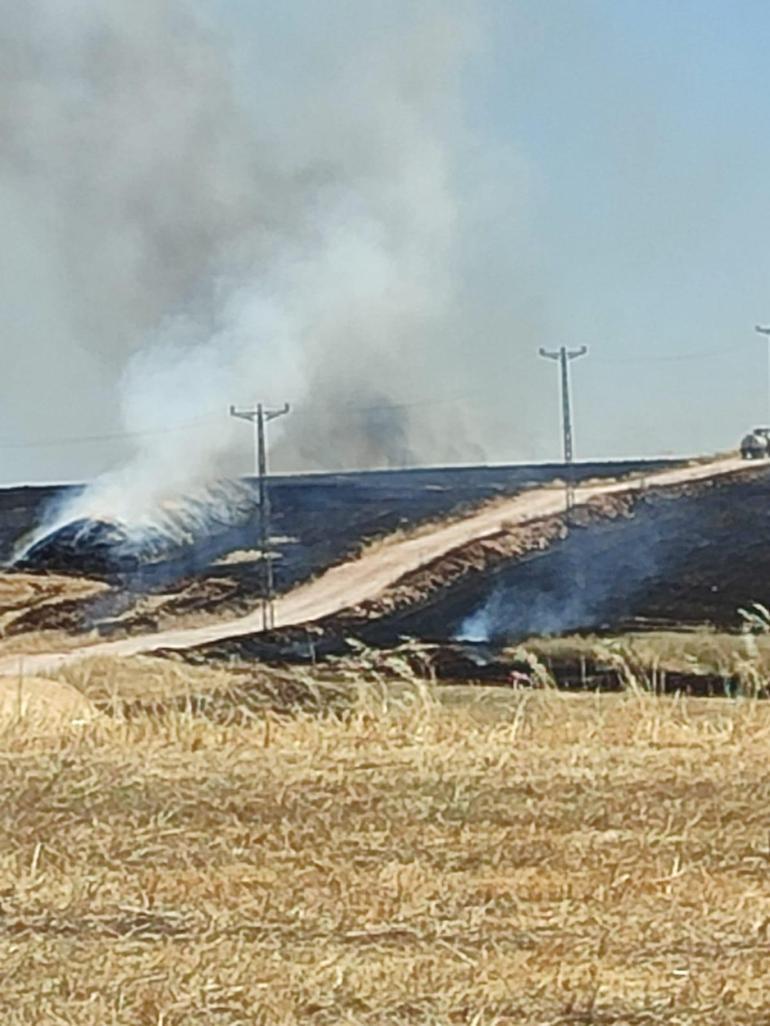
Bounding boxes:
373 469 770 642
0 460 669 581
0 459 669 636
9 458 770 701
169 464 770 694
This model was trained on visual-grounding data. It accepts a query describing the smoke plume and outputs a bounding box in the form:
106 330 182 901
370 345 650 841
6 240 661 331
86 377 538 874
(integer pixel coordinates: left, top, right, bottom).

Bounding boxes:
0 0 493 519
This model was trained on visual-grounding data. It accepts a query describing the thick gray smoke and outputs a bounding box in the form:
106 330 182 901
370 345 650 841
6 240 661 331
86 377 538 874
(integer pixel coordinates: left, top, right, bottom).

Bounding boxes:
0 0 491 518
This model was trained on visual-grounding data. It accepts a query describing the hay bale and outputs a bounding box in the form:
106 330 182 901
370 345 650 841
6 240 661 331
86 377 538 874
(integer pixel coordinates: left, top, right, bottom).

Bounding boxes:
0 676 99 727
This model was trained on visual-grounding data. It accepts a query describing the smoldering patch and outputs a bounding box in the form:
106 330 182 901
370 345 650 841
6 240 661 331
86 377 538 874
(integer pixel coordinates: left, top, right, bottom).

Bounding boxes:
14 480 260 588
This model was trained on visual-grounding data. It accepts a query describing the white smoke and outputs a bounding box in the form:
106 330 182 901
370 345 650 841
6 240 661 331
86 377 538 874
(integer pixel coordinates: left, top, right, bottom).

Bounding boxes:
1 0 489 525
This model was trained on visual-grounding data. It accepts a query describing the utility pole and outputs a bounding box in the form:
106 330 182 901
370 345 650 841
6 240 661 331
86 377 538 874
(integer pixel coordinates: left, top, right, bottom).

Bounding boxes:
755 326 770 425
229 402 290 631
538 345 588 509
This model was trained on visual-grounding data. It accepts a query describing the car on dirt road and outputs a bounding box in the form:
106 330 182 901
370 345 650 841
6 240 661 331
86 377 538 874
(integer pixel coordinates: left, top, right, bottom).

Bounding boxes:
740 428 770 459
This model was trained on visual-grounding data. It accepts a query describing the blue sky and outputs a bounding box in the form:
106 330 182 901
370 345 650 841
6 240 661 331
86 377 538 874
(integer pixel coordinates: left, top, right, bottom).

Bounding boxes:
464 0 770 457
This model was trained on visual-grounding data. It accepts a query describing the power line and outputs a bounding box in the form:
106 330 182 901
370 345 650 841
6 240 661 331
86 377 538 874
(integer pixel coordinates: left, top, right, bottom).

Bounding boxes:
0 392 483 452
0 340 752 456
330 391 484 413
0 412 223 451
593 344 746 365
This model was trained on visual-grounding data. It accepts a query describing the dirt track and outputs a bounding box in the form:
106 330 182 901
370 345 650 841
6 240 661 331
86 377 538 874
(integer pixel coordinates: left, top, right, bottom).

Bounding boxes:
0 455 750 676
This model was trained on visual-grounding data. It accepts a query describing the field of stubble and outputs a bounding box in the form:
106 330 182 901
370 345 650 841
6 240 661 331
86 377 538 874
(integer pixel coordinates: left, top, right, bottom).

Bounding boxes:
2 661 770 1025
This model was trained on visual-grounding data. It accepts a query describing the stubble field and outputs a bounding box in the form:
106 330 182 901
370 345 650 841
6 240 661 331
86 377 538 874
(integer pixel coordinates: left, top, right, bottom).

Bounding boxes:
2 661 770 1024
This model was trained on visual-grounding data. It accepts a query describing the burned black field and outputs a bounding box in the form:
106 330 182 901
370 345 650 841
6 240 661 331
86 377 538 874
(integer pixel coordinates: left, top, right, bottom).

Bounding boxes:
5 458 770 693
0 459 665 591
383 473 770 642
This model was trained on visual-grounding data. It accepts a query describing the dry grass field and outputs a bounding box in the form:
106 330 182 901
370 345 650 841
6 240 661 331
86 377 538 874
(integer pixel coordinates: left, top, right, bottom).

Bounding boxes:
3 660 770 1023
525 628 770 695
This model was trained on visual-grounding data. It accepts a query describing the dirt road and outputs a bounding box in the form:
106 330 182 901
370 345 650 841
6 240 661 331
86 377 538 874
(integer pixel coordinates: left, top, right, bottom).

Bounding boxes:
0 455 750 676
